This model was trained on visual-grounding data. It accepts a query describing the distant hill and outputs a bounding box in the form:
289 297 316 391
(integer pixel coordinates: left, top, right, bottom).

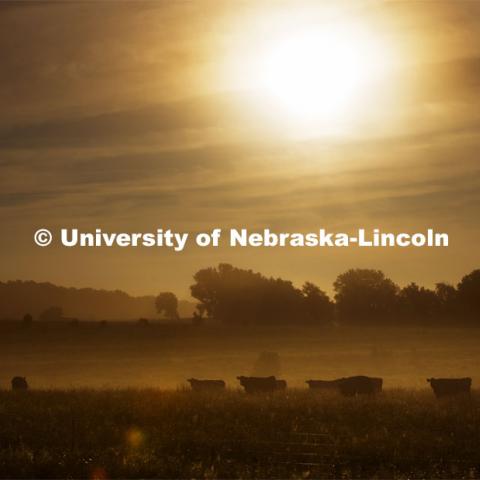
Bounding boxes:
0 281 196 321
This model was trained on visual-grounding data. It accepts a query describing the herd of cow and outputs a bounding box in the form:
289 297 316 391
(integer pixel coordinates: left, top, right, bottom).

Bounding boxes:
8 375 472 398
187 375 473 398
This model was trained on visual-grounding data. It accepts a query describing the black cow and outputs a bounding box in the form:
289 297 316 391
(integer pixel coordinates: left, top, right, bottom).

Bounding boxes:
306 376 382 396
427 377 472 398
11 376 28 391
237 376 286 393
187 378 226 392
339 376 383 396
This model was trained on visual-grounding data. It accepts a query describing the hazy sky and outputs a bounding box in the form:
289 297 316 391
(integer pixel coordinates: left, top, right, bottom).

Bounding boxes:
1 1 479 298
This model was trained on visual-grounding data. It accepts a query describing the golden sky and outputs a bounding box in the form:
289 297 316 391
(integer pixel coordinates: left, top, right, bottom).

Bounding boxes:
1 1 479 297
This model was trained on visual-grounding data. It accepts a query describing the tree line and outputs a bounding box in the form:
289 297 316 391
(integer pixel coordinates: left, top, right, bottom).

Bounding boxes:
157 263 480 326
3 265 479 326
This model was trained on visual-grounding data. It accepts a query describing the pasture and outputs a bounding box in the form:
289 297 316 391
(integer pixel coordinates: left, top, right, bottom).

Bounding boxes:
1 323 480 478
0 322 479 389
0 389 479 478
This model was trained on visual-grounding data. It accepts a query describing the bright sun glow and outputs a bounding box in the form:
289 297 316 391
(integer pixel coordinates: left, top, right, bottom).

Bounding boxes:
259 24 388 127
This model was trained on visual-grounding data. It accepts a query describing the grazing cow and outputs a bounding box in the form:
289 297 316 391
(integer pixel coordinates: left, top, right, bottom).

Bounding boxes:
187 378 226 392
338 376 383 396
11 376 28 391
306 376 382 396
237 376 286 394
427 377 472 398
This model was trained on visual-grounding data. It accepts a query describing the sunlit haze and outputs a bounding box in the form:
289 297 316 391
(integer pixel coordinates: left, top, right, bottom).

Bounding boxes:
0 1 479 297
259 23 391 130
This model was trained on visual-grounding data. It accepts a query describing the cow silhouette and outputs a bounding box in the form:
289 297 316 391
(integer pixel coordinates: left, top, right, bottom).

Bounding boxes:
427 377 471 398
307 376 382 396
237 376 286 394
11 376 28 391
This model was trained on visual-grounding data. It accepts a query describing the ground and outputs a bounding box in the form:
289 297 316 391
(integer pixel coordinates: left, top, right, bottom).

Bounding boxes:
1 322 479 478
0 389 479 478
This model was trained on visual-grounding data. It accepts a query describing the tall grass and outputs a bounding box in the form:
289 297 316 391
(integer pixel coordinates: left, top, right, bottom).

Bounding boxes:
0 389 478 478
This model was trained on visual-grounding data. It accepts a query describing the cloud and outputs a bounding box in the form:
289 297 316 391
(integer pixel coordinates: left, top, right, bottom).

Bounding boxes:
1 0 480 295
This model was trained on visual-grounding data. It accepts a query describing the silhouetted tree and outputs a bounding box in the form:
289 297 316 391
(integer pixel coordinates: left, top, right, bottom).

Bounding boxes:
39 306 63 322
398 283 439 322
190 266 223 320
334 269 399 322
301 282 334 324
190 263 306 324
435 282 458 318
155 292 179 320
0 280 158 321
457 269 480 320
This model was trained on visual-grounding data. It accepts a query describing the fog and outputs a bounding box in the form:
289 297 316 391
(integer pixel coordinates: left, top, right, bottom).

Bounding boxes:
2 323 479 390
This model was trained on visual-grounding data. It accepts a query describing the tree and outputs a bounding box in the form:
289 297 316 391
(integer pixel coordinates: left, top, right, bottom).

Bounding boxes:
435 282 458 318
22 313 33 327
301 282 334 324
457 269 480 319
190 263 306 325
155 292 179 320
39 306 63 322
398 283 438 322
190 266 222 320
333 269 399 322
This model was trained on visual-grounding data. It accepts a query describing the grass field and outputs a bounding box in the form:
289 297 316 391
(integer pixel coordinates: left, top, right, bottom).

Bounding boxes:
1 323 480 478
0 389 479 479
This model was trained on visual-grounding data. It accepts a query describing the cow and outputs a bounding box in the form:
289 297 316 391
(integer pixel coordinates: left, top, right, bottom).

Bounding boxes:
11 376 28 391
237 376 286 394
338 376 383 396
187 378 226 392
306 376 382 396
427 377 472 398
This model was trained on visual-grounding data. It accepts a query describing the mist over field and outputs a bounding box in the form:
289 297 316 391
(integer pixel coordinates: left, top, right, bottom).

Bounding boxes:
1 323 478 390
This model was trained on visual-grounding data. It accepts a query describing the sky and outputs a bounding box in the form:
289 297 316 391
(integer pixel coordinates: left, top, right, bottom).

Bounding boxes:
1 0 480 298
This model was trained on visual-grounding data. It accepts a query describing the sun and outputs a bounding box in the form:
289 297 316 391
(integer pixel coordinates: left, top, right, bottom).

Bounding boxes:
259 24 387 125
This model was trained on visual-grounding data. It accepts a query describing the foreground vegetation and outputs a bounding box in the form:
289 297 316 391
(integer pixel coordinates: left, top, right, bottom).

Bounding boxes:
0 389 479 478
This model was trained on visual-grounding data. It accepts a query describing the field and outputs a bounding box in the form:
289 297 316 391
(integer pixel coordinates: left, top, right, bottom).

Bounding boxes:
1 323 480 478
1 322 480 389
1 389 479 478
